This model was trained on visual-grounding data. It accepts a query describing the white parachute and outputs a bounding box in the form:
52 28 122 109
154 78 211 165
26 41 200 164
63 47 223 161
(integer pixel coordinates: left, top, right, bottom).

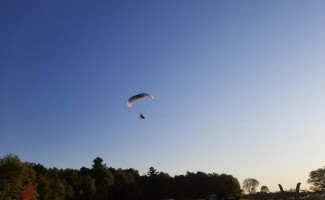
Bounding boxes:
127 93 154 107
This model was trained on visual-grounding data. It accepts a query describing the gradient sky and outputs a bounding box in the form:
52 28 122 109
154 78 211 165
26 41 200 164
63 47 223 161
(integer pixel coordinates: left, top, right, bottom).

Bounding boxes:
1 1 325 192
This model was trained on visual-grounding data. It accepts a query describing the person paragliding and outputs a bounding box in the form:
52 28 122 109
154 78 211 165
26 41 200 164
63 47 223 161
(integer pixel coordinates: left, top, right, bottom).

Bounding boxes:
139 113 145 120
127 93 154 120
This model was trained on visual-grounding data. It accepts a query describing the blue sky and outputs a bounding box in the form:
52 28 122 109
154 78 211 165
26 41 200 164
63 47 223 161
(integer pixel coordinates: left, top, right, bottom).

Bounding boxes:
1 0 325 192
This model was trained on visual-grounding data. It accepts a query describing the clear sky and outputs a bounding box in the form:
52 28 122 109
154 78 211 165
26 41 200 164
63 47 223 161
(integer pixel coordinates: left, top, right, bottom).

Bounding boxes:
1 0 325 192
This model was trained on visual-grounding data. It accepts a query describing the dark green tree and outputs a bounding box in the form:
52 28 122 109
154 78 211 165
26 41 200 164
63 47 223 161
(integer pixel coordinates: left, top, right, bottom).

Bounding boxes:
216 174 242 198
46 168 68 200
113 169 133 200
79 175 96 200
308 166 325 191
30 163 51 200
242 178 259 194
91 157 114 200
147 166 159 177
0 154 37 200
1 155 245 200
143 166 170 200
59 168 79 200
260 186 269 193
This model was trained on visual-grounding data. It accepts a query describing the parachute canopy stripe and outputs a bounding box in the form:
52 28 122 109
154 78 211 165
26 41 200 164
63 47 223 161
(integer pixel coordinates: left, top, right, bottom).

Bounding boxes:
127 93 154 107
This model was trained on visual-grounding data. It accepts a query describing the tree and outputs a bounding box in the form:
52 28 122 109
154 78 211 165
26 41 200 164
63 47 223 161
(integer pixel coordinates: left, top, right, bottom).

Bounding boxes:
79 175 95 200
92 157 106 169
217 174 242 198
147 166 159 177
1 154 248 200
242 178 259 194
91 157 114 200
260 186 269 193
143 167 160 200
45 168 68 200
308 166 325 191
19 183 37 200
0 154 37 200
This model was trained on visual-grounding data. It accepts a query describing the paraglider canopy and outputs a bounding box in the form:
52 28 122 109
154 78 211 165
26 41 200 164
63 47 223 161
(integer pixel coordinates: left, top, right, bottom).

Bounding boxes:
127 93 154 107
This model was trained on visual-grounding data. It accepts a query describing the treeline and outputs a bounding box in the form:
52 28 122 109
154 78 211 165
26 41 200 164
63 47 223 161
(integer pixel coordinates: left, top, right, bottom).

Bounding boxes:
0 154 242 200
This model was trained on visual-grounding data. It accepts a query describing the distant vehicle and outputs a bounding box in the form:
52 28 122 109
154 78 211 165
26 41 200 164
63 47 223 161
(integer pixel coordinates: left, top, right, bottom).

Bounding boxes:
224 193 240 200
206 194 217 200
321 191 325 197
224 197 239 200
301 193 325 199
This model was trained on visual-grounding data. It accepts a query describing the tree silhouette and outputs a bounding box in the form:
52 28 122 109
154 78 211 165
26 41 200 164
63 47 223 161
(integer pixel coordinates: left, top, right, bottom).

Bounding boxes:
260 186 269 193
308 166 325 191
0 154 37 200
1 154 244 200
242 178 259 194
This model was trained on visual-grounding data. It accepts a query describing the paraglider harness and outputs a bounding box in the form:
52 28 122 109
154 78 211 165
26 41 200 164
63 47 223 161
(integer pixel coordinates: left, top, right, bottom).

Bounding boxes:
139 113 145 120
